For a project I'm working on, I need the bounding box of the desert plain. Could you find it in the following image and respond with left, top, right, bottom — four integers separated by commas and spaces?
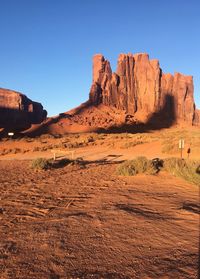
0, 127, 199, 279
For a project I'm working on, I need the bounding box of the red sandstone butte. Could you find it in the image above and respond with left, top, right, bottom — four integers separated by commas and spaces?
0, 88, 47, 131
24, 52, 200, 136
89, 53, 199, 126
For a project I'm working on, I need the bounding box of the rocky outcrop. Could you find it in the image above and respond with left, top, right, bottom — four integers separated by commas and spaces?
0, 88, 47, 131
193, 109, 200, 125
22, 52, 199, 136
89, 53, 199, 125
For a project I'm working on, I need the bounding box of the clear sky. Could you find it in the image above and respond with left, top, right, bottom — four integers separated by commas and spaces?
0, 0, 199, 116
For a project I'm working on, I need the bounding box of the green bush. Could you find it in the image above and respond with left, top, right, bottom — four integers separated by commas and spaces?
163, 157, 200, 185
31, 158, 50, 170
117, 156, 157, 176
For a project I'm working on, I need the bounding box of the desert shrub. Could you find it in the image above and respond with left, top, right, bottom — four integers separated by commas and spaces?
121, 140, 145, 149
31, 158, 50, 170
39, 146, 48, 151
12, 148, 22, 154
22, 149, 29, 153
87, 136, 95, 143
0, 149, 5, 155
1, 148, 22, 154
70, 142, 82, 148
116, 160, 137, 176
31, 157, 85, 170
117, 156, 157, 176
33, 146, 40, 152
0, 148, 14, 155
163, 157, 200, 185
163, 157, 185, 173
33, 145, 53, 152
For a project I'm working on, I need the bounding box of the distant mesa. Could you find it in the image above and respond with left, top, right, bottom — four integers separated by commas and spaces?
0, 88, 47, 133
1, 52, 200, 136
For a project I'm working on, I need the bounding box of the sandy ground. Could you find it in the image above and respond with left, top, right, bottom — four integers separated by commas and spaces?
1, 127, 200, 162
0, 141, 197, 162
0, 159, 199, 279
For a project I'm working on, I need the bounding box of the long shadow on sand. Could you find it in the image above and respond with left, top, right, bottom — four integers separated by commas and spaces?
52, 157, 124, 169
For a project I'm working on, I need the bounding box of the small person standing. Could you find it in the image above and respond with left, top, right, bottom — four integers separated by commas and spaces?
187, 147, 191, 159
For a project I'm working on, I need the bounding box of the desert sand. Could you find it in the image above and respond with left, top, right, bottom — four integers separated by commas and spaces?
0, 128, 199, 279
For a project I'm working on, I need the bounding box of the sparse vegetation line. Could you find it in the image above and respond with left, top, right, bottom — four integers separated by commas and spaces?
117, 156, 200, 186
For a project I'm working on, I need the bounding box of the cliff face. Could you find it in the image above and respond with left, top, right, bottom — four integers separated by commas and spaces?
21, 52, 199, 136
0, 88, 47, 131
89, 53, 198, 125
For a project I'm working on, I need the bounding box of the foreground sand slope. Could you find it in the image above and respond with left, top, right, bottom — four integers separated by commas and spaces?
0, 161, 199, 278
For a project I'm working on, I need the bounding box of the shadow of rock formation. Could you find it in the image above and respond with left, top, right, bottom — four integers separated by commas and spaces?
101, 94, 176, 133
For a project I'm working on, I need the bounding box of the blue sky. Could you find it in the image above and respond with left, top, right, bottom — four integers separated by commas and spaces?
0, 0, 199, 116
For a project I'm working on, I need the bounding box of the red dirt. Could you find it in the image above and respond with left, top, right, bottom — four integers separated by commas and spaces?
0, 160, 199, 278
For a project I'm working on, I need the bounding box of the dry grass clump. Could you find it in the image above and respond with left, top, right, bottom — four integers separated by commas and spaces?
32, 145, 53, 152
160, 128, 200, 156
0, 148, 26, 155
31, 157, 85, 171
117, 156, 158, 176
31, 158, 51, 170
121, 140, 145, 149
163, 157, 200, 185
117, 156, 200, 185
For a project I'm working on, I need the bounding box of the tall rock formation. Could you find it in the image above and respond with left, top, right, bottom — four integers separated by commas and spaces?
89, 53, 199, 125
0, 88, 47, 131
22, 52, 199, 136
